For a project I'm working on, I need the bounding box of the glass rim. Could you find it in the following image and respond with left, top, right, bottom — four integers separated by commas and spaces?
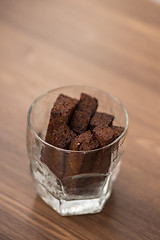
27, 85, 129, 153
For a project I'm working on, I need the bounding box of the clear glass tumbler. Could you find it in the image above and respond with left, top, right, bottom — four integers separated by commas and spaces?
26, 86, 128, 216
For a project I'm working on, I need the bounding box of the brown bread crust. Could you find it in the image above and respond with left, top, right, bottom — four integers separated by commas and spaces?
45, 94, 78, 138
70, 93, 98, 134
41, 94, 78, 178
65, 131, 99, 177
89, 112, 114, 130
46, 123, 76, 149
63, 131, 99, 195
112, 126, 125, 140
70, 130, 99, 151
92, 125, 114, 147
69, 110, 90, 135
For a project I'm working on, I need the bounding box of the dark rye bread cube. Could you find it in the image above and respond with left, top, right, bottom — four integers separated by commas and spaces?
45, 94, 78, 136
63, 131, 99, 195
70, 130, 99, 151
92, 125, 115, 174
41, 145, 66, 179
92, 125, 114, 147
46, 123, 76, 149
76, 93, 98, 115
112, 126, 125, 140
41, 124, 76, 179
70, 93, 98, 134
69, 110, 90, 136
69, 125, 116, 195
89, 112, 114, 130
92, 126, 125, 174
65, 130, 99, 176
41, 94, 78, 178
51, 94, 78, 123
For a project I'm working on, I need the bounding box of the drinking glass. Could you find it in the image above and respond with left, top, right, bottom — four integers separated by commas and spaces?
26, 86, 128, 216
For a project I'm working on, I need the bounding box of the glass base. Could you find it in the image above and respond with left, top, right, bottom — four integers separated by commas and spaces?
31, 161, 121, 216
35, 181, 112, 216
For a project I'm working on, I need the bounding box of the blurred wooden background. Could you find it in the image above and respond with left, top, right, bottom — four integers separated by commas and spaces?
0, 0, 160, 239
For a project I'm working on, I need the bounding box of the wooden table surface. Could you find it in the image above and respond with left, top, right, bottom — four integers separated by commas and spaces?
0, 0, 160, 239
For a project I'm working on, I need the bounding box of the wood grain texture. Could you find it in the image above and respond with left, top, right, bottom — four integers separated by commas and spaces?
0, 0, 160, 239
